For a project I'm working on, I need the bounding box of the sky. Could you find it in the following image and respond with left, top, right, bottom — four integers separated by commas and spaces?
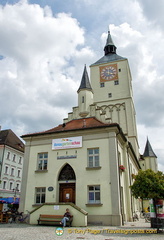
0, 0, 164, 172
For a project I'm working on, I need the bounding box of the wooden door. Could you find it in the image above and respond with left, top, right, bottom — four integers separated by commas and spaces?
59, 183, 75, 203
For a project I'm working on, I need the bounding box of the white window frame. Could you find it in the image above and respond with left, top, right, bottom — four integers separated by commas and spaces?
4, 166, 9, 174
9, 182, 13, 190
12, 154, 16, 162
3, 181, 7, 189
35, 187, 46, 204
88, 148, 99, 167
16, 184, 20, 191
37, 153, 48, 170
7, 152, 10, 160
114, 80, 119, 85
11, 167, 15, 176
88, 185, 101, 204
17, 169, 21, 178
19, 157, 22, 164
100, 82, 105, 88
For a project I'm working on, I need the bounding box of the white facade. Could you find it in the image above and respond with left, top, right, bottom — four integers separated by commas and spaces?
0, 130, 24, 199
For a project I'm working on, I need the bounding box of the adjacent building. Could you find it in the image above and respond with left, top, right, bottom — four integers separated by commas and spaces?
0, 129, 24, 200
19, 31, 157, 226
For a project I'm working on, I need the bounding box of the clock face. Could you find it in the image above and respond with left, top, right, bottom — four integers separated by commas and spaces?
100, 64, 118, 81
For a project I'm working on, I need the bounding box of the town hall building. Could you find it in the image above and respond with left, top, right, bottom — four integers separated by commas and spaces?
19, 31, 157, 226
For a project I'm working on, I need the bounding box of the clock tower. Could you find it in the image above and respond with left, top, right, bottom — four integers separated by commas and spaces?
90, 31, 139, 158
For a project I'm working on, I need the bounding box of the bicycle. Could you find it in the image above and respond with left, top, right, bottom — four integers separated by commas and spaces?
144, 212, 150, 222
15, 210, 30, 223
133, 212, 139, 221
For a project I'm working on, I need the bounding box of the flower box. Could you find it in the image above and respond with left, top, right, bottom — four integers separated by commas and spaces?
119, 165, 125, 171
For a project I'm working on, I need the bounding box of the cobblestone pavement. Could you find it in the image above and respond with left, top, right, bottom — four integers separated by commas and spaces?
0, 219, 163, 240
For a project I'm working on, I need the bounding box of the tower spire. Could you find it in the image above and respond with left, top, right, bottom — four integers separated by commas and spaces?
143, 138, 157, 158
77, 65, 92, 92
104, 30, 117, 55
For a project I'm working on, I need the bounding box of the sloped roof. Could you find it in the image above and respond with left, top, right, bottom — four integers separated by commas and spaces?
91, 53, 126, 66
90, 30, 126, 66
0, 129, 24, 152
143, 138, 157, 158
21, 117, 121, 138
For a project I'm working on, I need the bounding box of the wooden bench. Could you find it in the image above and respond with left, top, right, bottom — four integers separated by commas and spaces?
37, 214, 73, 226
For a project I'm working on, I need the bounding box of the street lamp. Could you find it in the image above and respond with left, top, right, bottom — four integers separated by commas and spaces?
13, 187, 19, 197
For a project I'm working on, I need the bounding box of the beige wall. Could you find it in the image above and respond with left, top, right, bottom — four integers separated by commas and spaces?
30, 204, 88, 227
140, 157, 158, 172
20, 126, 140, 226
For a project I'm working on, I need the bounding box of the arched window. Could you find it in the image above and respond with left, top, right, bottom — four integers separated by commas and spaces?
58, 164, 76, 181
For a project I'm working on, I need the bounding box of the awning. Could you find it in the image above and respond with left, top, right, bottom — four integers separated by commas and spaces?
0, 197, 20, 204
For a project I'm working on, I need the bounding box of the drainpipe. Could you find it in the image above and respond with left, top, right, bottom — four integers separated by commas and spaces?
127, 145, 134, 221
116, 131, 124, 226
0, 145, 5, 179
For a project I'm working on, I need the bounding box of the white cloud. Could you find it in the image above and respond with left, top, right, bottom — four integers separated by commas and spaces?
0, 0, 91, 134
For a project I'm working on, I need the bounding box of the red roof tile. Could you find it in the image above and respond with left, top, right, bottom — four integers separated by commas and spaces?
22, 117, 119, 138
0, 129, 24, 152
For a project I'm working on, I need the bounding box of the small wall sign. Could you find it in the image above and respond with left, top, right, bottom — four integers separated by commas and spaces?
48, 186, 54, 191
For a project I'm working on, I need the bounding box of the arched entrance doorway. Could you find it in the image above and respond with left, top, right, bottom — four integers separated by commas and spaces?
58, 164, 76, 204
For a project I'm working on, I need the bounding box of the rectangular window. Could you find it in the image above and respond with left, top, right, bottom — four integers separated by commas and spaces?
88, 148, 99, 167
37, 153, 48, 170
82, 96, 84, 103
16, 184, 19, 191
35, 187, 46, 204
13, 154, 16, 162
11, 167, 15, 176
108, 93, 112, 98
9, 182, 13, 190
100, 82, 105, 87
5, 166, 8, 174
17, 169, 21, 178
7, 152, 10, 160
88, 185, 100, 203
3, 181, 7, 189
19, 157, 22, 164
114, 80, 119, 85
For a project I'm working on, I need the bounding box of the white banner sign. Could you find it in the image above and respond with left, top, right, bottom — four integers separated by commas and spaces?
52, 136, 82, 150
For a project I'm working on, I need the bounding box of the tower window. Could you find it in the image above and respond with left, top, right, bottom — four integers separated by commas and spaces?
114, 80, 119, 85
82, 96, 84, 103
108, 93, 112, 98
100, 82, 105, 88
119, 69, 121, 72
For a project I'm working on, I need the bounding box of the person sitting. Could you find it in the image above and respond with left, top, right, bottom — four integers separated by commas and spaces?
60, 208, 72, 227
